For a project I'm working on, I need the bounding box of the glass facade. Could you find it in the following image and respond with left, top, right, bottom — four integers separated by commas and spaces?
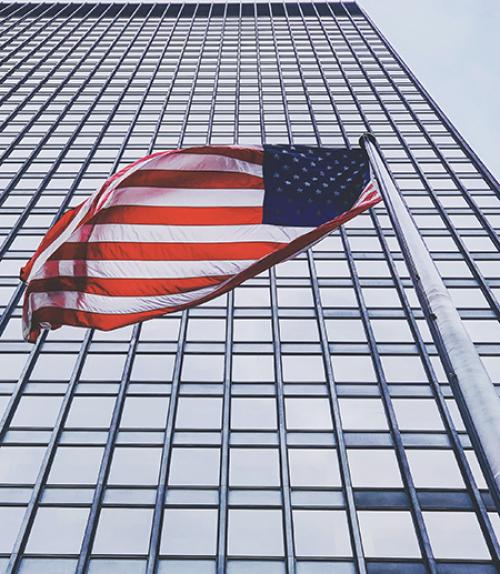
0, 2, 498, 573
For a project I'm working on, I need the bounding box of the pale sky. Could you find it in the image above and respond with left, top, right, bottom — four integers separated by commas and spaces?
359, 0, 500, 181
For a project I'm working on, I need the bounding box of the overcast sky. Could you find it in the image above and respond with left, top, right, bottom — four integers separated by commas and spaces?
359, 0, 500, 181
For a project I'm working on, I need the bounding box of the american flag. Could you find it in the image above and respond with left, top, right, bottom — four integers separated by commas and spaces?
21, 144, 381, 342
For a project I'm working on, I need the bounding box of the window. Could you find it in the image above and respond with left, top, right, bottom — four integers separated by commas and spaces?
285, 399, 333, 431
160, 509, 218, 555
358, 511, 421, 558
108, 448, 162, 486
282, 355, 325, 383
48, 447, 103, 485
423, 512, 490, 559
0, 446, 45, 484
232, 355, 275, 382
293, 510, 351, 557
228, 510, 284, 556
65, 397, 115, 428
392, 399, 444, 431
0, 507, 25, 553
120, 396, 169, 428
182, 355, 224, 382
168, 448, 220, 486
176, 397, 222, 429
230, 448, 280, 487
331, 356, 376, 383
406, 450, 464, 489
131, 354, 175, 381
26, 508, 90, 554
348, 450, 403, 488
288, 449, 341, 487
234, 319, 272, 342
11, 396, 63, 427
339, 399, 388, 430
231, 398, 277, 430
93, 508, 153, 555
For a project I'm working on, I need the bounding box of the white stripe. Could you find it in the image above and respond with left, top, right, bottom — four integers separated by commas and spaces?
36, 259, 256, 280
142, 152, 263, 178
28, 283, 223, 316
68, 223, 313, 245
105, 187, 265, 208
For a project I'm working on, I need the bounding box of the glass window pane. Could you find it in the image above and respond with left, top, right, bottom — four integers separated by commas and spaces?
339, 399, 388, 430
231, 398, 277, 430
285, 398, 333, 430
168, 448, 220, 487
120, 396, 169, 429
176, 397, 222, 430
0, 507, 25, 553
230, 448, 280, 487
66, 397, 115, 428
160, 509, 218, 556
358, 511, 421, 558
0, 446, 45, 484
293, 510, 352, 557
288, 449, 341, 487
48, 447, 103, 485
108, 448, 161, 486
93, 509, 153, 555
26, 508, 90, 554
424, 511, 490, 559
348, 450, 402, 488
406, 450, 464, 489
228, 510, 284, 557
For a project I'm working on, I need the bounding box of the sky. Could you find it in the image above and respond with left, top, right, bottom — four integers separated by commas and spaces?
358, 0, 500, 181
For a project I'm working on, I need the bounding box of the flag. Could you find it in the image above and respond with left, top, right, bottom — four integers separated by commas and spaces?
21, 144, 381, 341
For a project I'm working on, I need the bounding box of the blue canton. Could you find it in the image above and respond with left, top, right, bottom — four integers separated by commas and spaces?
262, 145, 370, 227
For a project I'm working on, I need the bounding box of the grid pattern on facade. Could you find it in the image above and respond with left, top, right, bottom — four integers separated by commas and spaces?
0, 3, 498, 574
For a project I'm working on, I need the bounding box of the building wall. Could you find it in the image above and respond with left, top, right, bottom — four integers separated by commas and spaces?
0, 3, 498, 573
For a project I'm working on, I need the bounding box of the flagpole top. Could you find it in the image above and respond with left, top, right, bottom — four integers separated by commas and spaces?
359, 132, 377, 149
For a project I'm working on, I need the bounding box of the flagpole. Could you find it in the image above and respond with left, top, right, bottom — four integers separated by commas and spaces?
360, 132, 500, 505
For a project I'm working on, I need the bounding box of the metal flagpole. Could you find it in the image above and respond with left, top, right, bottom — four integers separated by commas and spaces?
360, 132, 500, 506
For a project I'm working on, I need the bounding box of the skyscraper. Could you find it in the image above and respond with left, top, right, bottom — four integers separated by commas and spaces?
0, 2, 498, 573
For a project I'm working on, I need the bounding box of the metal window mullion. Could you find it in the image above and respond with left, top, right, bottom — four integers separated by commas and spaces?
206, 4, 229, 143
290, 5, 436, 572
0, 3, 56, 56
305, 9, 499, 556
253, 4, 266, 141
266, 8, 298, 572
357, 3, 500, 195
146, 6, 216, 572
269, 267, 297, 574
340, 4, 500, 250
216, 290, 233, 574
233, 3, 242, 144
324, 3, 500, 318
5, 329, 94, 573
75, 323, 143, 573
0, 2, 106, 111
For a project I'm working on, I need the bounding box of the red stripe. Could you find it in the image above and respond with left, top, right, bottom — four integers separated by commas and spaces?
89, 205, 263, 226
50, 241, 282, 261
25, 193, 382, 342
175, 146, 264, 165
118, 170, 264, 190
27, 274, 230, 298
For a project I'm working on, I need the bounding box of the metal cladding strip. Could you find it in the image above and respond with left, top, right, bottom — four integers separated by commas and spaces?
216, 289, 234, 574
76, 323, 143, 574
145, 5, 222, 573
290, 4, 366, 572
270, 267, 297, 574
357, 2, 500, 198
364, 135, 500, 520
0, 3, 81, 78
340, 3, 500, 252
298, 3, 499, 559
286, 4, 437, 572
0, 2, 106, 110
253, 3, 266, 142
4, 330, 94, 573
0, 3, 56, 56
323, 2, 500, 318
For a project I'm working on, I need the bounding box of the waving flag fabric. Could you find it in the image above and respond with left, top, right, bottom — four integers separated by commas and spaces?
21, 145, 381, 342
